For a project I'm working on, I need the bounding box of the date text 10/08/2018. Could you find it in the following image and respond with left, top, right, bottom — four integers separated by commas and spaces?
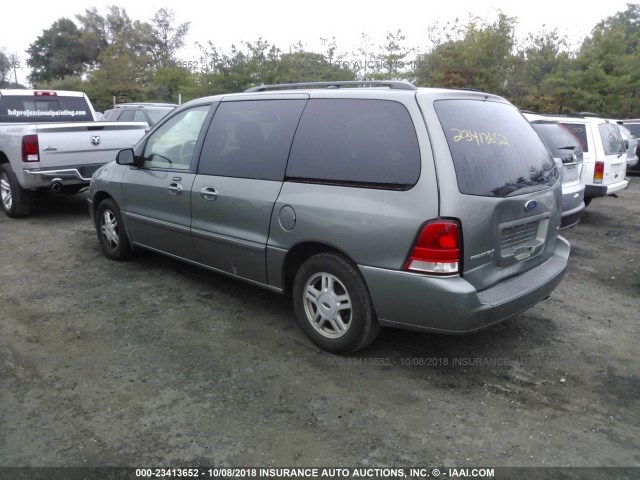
135, 467, 496, 478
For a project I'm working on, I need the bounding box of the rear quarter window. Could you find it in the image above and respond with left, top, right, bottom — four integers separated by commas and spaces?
0, 95, 93, 122
599, 123, 625, 155
435, 100, 558, 197
286, 99, 421, 189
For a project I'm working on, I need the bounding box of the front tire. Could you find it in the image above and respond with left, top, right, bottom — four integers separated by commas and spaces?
0, 164, 32, 218
292, 253, 380, 354
96, 198, 135, 260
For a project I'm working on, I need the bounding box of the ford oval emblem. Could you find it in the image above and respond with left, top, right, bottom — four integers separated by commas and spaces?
524, 200, 538, 212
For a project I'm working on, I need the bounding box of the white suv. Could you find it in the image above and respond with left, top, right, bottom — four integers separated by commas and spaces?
541, 115, 629, 205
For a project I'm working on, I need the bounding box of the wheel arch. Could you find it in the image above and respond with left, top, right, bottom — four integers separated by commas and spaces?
92, 191, 115, 219
281, 242, 359, 295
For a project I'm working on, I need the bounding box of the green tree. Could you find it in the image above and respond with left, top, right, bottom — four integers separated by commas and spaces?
148, 8, 191, 69
86, 44, 152, 110
0, 50, 11, 87
569, 4, 640, 116
415, 13, 517, 95
26, 18, 91, 83
371, 30, 413, 80
508, 29, 574, 112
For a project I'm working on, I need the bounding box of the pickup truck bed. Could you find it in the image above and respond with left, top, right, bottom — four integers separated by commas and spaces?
0, 89, 148, 217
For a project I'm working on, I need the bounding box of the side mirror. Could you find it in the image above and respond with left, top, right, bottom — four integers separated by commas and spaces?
116, 148, 137, 166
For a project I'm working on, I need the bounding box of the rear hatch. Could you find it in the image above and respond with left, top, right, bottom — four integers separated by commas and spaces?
425, 96, 563, 292
596, 122, 627, 185
529, 120, 583, 187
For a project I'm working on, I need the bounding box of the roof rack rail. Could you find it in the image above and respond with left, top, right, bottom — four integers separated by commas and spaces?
245, 80, 417, 93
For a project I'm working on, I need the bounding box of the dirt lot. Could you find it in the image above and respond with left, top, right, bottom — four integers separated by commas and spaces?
1, 180, 639, 472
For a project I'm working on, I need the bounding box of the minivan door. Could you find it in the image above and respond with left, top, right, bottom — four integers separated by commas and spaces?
190, 97, 307, 284
120, 105, 211, 259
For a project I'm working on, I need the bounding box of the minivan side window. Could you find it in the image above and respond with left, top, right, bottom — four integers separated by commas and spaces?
198, 100, 306, 181
286, 99, 421, 189
141, 105, 210, 170
435, 100, 558, 197
560, 123, 589, 152
598, 123, 625, 155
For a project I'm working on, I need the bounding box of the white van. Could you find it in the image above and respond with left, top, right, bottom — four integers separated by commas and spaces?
542, 115, 629, 205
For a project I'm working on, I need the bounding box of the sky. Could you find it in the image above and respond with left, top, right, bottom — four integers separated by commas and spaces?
1, 0, 636, 85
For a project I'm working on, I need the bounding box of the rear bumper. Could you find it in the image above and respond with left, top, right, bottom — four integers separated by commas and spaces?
359, 236, 570, 334
560, 202, 585, 230
21, 164, 105, 189
560, 182, 585, 229
585, 178, 629, 198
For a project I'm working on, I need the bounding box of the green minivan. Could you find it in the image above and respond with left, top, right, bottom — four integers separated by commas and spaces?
89, 81, 570, 353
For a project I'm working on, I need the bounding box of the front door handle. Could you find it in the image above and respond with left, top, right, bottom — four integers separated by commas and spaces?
168, 182, 183, 195
200, 186, 218, 201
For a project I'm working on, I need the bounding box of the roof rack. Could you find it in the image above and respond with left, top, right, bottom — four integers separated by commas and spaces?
245, 80, 417, 93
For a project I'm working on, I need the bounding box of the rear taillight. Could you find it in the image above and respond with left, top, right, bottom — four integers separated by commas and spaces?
22, 135, 39, 162
405, 220, 461, 274
34, 90, 57, 96
594, 161, 604, 183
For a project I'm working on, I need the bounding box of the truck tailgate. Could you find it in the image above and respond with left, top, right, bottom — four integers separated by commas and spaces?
36, 122, 147, 168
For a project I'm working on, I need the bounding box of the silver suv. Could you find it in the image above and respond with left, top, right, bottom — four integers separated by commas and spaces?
523, 113, 586, 229
89, 81, 570, 353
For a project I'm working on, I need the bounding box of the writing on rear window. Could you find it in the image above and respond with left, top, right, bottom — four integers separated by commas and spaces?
451, 129, 510, 146
6, 109, 88, 118
0, 95, 94, 123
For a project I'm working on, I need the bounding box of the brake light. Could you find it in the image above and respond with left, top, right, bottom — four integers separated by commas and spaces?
22, 135, 39, 162
405, 220, 461, 274
34, 91, 57, 96
594, 161, 604, 183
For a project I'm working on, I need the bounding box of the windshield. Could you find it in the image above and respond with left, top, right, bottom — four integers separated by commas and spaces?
0, 95, 93, 123
435, 100, 559, 197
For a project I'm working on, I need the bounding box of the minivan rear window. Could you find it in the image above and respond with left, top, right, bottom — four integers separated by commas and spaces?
530, 121, 583, 164
435, 100, 558, 197
559, 123, 589, 152
0, 95, 93, 123
286, 99, 420, 189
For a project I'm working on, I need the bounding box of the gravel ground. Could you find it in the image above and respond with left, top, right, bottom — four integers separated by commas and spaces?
0, 180, 639, 472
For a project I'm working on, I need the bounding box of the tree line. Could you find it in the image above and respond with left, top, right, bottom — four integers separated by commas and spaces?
1, 3, 639, 117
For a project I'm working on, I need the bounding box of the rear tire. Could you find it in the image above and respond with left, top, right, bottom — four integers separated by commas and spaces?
292, 253, 380, 354
96, 198, 135, 260
0, 164, 32, 218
